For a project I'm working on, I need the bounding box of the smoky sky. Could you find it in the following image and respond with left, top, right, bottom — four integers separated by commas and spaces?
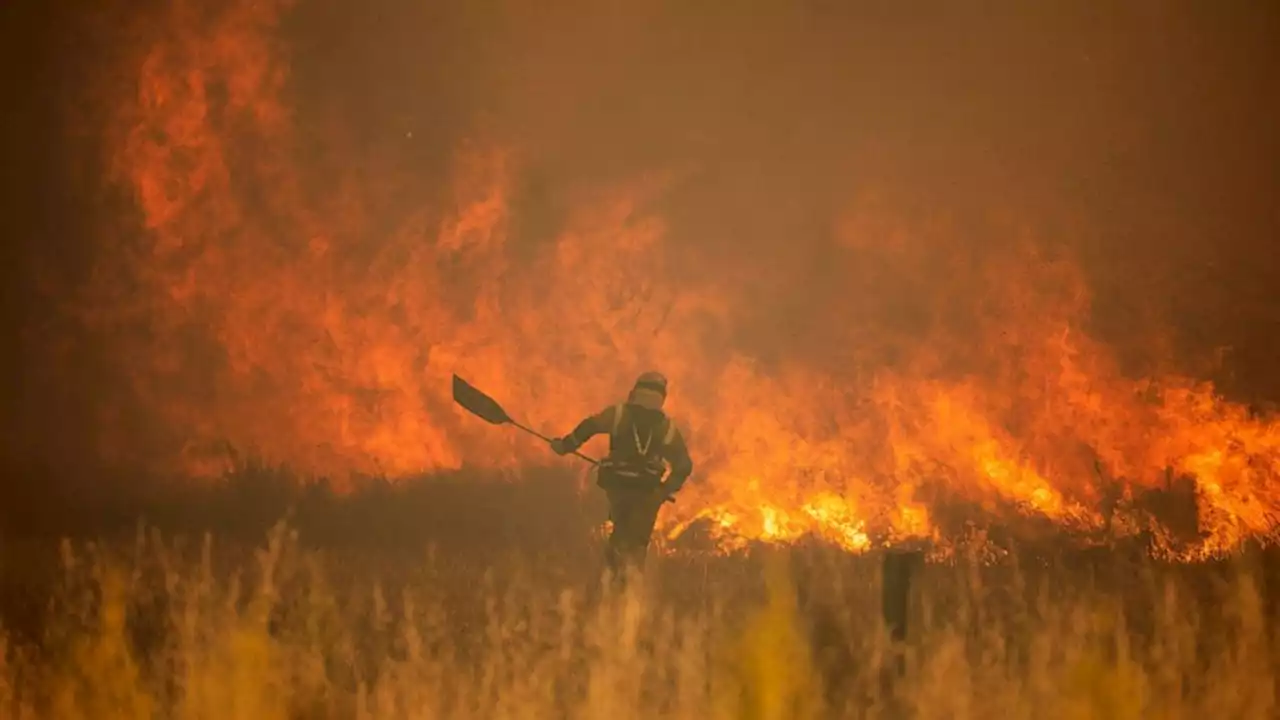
2, 0, 1279, 476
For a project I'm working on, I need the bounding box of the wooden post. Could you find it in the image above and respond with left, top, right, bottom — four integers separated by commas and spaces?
881, 546, 924, 693
882, 549, 919, 643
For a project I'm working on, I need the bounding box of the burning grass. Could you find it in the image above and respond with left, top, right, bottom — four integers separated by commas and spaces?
0, 507, 1277, 718
52, 0, 1279, 563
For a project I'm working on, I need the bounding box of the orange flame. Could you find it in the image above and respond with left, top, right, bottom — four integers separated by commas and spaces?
79, 0, 1280, 559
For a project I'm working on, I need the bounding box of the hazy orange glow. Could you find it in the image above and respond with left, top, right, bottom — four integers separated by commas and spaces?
85, 0, 1280, 559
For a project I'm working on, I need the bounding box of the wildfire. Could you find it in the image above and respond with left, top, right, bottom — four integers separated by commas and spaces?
77, 0, 1280, 560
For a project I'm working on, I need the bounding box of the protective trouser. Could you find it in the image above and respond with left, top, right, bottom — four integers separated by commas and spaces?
599, 468, 666, 574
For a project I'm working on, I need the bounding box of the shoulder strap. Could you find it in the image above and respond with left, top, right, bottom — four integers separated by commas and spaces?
662, 417, 677, 446
609, 403, 626, 440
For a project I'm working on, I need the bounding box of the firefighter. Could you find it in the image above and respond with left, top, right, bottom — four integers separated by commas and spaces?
549, 372, 693, 574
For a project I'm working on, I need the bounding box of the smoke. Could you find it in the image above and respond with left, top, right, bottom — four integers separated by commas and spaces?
3, 0, 1278, 554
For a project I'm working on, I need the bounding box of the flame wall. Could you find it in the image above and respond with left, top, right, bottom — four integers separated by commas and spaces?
42, 0, 1280, 557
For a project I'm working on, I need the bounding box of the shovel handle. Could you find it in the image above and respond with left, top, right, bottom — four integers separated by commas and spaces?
510, 421, 601, 464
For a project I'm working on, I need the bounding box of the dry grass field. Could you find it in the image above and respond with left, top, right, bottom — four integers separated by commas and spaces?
0, 469, 1276, 719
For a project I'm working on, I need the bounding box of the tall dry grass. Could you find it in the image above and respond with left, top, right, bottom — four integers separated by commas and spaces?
0, 522, 1276, 719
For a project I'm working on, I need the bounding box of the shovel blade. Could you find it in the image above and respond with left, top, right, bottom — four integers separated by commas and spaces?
452, 375, 512, 426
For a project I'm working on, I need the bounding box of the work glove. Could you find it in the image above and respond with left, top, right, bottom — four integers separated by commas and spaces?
549, 437, 573, 456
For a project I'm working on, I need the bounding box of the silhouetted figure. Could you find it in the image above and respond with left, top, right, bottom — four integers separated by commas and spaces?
550, 372, 694, 576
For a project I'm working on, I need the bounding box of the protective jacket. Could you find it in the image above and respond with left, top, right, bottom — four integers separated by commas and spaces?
557, 402, 693, 493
